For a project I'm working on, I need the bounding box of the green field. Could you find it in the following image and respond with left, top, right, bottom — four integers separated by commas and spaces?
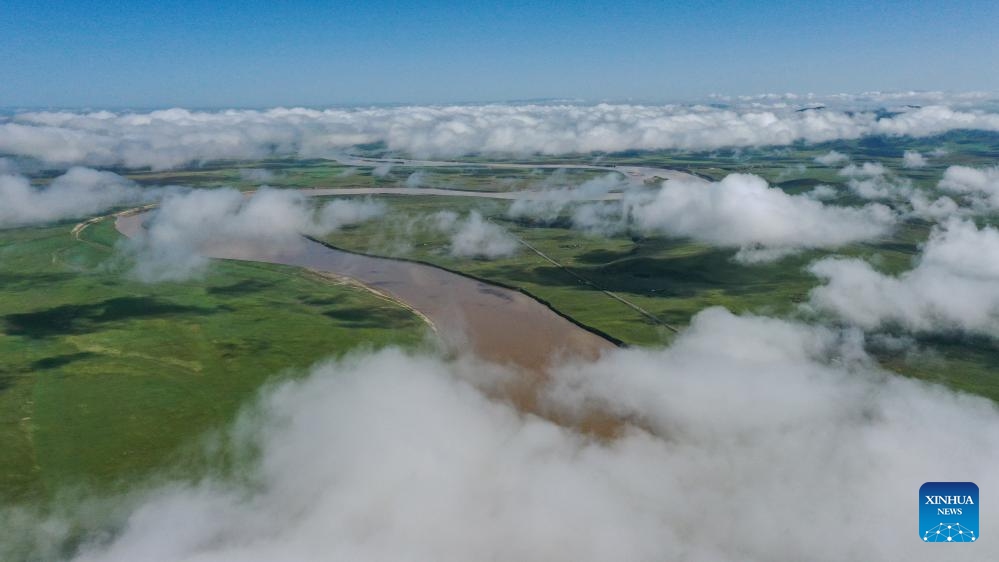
320, 194, 910, 342
110, 131, 999, 403
122, 159, 608, 192
5, 129, 999, 505
114, 129, 999, 198
319, 193, 999, 402
0, 218, 429, 503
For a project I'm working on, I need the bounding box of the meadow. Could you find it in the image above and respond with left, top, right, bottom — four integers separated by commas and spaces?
0, 218, 428, 503
321, 191, 999, 402
309, 131, 999, 402
5, 129, 999, 503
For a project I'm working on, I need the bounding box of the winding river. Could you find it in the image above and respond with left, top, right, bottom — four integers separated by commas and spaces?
116, 211, 614, 372
116, 161, 700, 371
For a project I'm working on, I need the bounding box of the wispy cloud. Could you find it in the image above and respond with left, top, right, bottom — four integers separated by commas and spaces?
0, 167, 154, 228
126, 189, 385, 282
902, 150, 927, 168
430, 210, 519, 259
813, 150, 850, 166
625, 174, 897, 262
507, 172, 623, 223
938, 164, 999, 211
809, 219, 999, 336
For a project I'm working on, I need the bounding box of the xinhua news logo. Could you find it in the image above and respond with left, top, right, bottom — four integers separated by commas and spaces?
920, 482, 979, 543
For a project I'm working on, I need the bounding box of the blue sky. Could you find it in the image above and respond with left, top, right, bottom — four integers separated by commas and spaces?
1, 0, 997, 107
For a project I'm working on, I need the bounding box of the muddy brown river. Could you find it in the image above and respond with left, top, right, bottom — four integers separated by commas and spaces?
116, 212, 614, 372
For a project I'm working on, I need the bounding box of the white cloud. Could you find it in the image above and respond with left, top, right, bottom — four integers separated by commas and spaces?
4, 102, 999, 169
127, 189, 384, 282
434, 210, 519, 259
709, 90, 996, 110
571, 200, 629, 236
507, 173, 622, 223
838, 162, 914, 201
404, 171, 425, 188
804, 184, 839, 200
937, 164, 999, 211
775, 163, 806, 181
902, 150, 927, 168
626, 174, 897, 262
871, 104, 999, 137
830, 162, 994, 222
808, 219, 999, 336
237, 168, 277, 183
838, 162, 887, 177
907, 192, 961, 221
10, 307, 995, 561
814, 150, 849, 166
0, 167, 152, 228
318, 197, 385, 229
0, 157, 18, 175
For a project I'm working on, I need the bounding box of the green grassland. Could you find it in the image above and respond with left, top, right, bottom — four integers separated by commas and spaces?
116, 129, 999, 196
5, 130, 998, 502
317, 154, 999, 404
119, 130, 999, 405
0, 219, 428, 503
320, 194, 912, 342
123, 160, 608, 192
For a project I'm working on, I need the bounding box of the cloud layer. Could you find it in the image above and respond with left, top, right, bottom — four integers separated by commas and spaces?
0, 167, 152, 228
127, 189, 384, 281
626, 174, 897, 262
10, 307, 993, 561
809, 219, 999, 336
431, 210, 520, 259
507, 172, 623, 223
4, 101, 999, 169
938, 164, 999, 212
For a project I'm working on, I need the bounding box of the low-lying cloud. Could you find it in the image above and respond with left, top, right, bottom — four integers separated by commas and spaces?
808, 219, 999, 336
404, 171, 426, 188
838, 162, 915, 201
626, 174, 897, 262
4, 99, 999, 169
507, 172, 623, 223
431, 210, 520, 259
902, 150, 927, 168
127, 189, 385, 281
814, 150, 849, 166
0, 167, 153, 228
237, 168, 278, 183
937, 164, 999, 211
9, 307, 996, 561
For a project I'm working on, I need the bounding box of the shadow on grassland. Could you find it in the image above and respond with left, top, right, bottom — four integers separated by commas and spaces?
322, 306, 419, 329
29, 352, 99, 371
494, 244, 815, 300
0, 272, 77, 291
205, 279, 281, 296
4, 297, 215, 339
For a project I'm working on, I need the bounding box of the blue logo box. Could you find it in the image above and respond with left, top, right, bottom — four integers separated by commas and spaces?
920, 482, 979, 543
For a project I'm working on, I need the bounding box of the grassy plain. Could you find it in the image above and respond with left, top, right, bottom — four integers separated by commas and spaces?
0, 219, 428, 503
6, 130, 999, 504
321, 193, 999, 402
123, 160, 607, 192
306, 131, 999, 401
